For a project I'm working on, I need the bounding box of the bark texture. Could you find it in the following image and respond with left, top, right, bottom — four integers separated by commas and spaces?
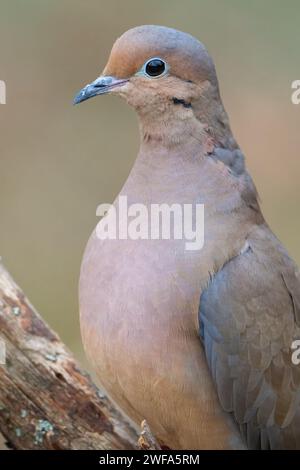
0, 263, 137, 450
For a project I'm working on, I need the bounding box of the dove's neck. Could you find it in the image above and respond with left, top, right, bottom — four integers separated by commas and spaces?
122, 90, 260, 219
136, 81, 237, 150
122, 79, 261, 213
122, 130, 236, 210
138, 110, 212, 151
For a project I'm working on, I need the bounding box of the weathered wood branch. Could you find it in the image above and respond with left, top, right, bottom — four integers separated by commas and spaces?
0, 262, 138, 449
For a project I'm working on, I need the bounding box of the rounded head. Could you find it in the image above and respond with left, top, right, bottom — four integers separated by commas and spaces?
74, 25, 221, 131
103, 25, 217, 85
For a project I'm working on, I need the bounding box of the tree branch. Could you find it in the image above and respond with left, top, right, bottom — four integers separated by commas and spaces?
0, 262, 138, 449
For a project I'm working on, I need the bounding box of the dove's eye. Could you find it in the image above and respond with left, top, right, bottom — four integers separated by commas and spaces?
143, 58, 168, 78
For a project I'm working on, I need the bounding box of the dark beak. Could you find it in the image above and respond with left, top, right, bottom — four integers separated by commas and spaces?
74, 76, 128, 105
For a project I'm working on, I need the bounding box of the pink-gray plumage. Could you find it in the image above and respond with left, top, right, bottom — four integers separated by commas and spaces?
75, 25, 300, 449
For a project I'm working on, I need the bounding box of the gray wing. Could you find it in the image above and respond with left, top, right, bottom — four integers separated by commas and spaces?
199, 223, 300, 449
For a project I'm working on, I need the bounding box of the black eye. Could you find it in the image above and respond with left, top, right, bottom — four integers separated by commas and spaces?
145, 58, 166, 77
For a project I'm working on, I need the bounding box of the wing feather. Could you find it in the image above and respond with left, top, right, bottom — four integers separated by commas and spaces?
199, 224, 300, 449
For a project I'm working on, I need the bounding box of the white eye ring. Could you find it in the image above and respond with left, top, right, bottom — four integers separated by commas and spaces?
139, 57, 169, 78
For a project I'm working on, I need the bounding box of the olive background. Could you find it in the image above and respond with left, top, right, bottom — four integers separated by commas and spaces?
0, 0, 299, 385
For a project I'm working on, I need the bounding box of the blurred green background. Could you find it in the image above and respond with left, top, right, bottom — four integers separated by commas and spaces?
0, 0, 299, 367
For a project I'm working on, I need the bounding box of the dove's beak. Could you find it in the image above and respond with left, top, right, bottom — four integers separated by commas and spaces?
74, 76, 128, 105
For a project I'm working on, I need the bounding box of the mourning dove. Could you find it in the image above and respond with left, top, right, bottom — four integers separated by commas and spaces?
75, 25, 300, 449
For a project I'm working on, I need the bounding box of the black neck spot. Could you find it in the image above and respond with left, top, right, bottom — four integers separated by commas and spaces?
172, 97, 192, 109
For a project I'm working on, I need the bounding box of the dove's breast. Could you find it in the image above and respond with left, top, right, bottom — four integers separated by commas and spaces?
79, 145, 253, 449
79, 228, 245, 449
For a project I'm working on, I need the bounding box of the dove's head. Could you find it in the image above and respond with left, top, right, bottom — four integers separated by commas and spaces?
75, 26, 219, 108
74, 25, 227, 144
